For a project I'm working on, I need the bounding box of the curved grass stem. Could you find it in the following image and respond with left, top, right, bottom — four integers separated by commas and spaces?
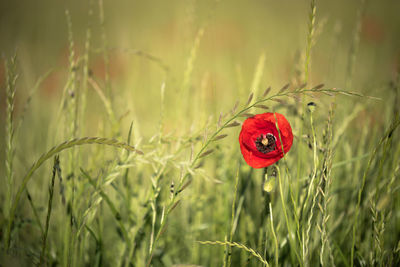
146, 86, 371, 265
5, 137, 139, 250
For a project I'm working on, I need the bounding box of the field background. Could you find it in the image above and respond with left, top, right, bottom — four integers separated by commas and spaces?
1, 0, 400, 266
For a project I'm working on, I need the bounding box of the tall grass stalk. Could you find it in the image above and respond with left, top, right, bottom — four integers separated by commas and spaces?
2, 2, 398, 265
269, 202, 279, 267
39, 156, 59, 265
5, 137, 140, 250
80, 3, 93, 137
318, 105, 335, 266
182, 27, 205, 126
98, 0, 112, 99
350, 116, 400, 267
304, 104, 319, 265
145, 84, 368, 265
251, 52, 266, 99
223, 165, 240, 267
346, 0, 366, 89
5, 55, 17, 224
276, 165, 302, 265
304, 0, 317, 84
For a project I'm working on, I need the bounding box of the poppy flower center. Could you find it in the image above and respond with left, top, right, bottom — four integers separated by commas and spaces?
255, 133, 276, 154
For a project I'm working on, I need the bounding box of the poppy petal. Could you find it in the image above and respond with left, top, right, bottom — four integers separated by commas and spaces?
239, 112, 293, 168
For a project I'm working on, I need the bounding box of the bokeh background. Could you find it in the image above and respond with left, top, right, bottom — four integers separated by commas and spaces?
1, 0, 400, 266
1, 0, 399, 135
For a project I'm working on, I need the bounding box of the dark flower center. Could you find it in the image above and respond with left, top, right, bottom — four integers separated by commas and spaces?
255, 133, 276, 154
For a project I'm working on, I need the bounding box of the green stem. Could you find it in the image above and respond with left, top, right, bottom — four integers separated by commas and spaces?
146, 86, 368, 265
350, 116, 400, 267
5, 137, 138, 250
39, 156, 59, 265
269, 202, 279, 267
277, 166, 302, 265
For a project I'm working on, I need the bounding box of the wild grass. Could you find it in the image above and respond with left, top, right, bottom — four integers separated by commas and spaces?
1, 0, 400, 266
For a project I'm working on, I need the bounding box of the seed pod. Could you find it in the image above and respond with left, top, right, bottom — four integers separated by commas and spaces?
307, 102, 316, 113
263, 176, 275, 192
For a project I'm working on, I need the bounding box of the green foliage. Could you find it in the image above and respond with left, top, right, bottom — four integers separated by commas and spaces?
1, 0, 400, 266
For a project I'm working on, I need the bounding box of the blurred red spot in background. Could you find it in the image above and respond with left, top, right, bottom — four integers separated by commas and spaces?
90, 52, 127, 82
361, 15, 385, 43
41, 71, 62, 98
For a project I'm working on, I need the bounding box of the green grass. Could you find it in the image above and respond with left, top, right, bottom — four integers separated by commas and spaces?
1, 0, 400, 266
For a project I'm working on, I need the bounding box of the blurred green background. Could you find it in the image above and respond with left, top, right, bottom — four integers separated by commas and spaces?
1, 0, 399, 135
1, 0, 400, 266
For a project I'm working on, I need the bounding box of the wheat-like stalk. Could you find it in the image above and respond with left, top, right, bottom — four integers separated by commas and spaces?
304, 0, 317, 83
350, 116, 400, 267
182, 27, 205, 93
80, 4, 93, 138
182, 26, 205, 126
318, 105, 335, 267
5, 56, 18, 218
98, 0, 112, 98
304, 104, 320, 266
146, 85, 376, 266
269, 202, 279, 267
39, 156, 59, 265
345, 0, 366, 88
5, 137, 141, 250
224, 165, 240, 267
250, 52, 266, 100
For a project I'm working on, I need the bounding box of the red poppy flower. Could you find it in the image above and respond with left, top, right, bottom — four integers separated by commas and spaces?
239, 112, 293, 168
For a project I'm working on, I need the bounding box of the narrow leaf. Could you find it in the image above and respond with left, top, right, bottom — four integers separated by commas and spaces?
178, 179, 192, 193
199, 149, 214, 158
313, 83, 325, 90
217, 112, 223, 128
271, 98, 285, 104
323, 91, 334, 96
239, 113, 254, 118
203, 129, 208, 143
127, 122, 133, 144
279, 83, 290, 93
159, 223, 168, 237
262, 87, 271, 97
213, 134, 228, 141
288, 94, 301, 100
245, 92, 254, 106
225, 121, 241, 128
169, 200, 181, 213
299, 83, 307, 89
190, 144, 194, 162
254, 104, 269, 110
231, 101, 239, 114
194, 161, 204, 169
